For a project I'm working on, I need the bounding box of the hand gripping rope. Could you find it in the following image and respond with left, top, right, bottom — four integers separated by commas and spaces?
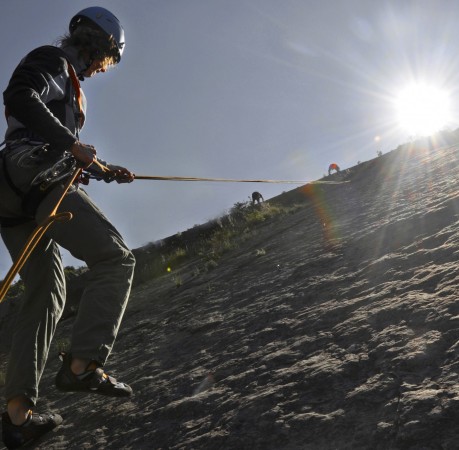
0, 157, 349, 303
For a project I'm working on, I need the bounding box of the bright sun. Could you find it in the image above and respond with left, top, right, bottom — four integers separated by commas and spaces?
394, 82, 451, 136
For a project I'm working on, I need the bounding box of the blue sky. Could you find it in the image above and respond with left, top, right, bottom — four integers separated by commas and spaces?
2, 0, 459, 275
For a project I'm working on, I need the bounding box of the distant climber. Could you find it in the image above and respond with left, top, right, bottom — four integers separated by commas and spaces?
328, 163, 340, 176
252, 191, 264, 205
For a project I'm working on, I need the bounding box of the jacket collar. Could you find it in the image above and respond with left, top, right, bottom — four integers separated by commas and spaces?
61, 46, 89, 80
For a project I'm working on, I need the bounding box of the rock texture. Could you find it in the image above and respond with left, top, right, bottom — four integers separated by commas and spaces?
3, 139, 459, 449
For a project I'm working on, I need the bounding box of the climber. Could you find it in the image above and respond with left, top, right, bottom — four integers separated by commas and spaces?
252, 191, 264, 205
0, 7, 136, 449
328, 163, 341, 176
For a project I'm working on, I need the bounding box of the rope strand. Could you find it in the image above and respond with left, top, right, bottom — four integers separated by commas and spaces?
133, 175, 349, 184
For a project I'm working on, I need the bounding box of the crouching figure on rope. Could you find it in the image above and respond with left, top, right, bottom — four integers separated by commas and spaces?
0, 7, 136, 449
328, 163, 340, 176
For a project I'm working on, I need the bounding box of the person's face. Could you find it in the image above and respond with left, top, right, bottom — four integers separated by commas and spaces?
83, 59, 108, 78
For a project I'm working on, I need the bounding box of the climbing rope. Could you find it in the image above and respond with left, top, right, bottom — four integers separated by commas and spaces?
90, 155, 351, 184
133, 175, 349, 184
0, 156, 350, 303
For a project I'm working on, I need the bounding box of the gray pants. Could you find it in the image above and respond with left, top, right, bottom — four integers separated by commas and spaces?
0, 143, 135, 405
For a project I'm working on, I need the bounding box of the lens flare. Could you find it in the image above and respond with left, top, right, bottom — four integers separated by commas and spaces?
394, 83, 451, 136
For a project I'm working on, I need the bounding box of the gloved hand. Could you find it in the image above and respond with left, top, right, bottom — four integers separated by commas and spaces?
105, 165, 135, 183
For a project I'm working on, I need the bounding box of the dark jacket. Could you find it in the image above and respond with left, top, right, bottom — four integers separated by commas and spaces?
3, 45, 87, 153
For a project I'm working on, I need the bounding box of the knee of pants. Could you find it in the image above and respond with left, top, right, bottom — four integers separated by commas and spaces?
98, 244, 136, 276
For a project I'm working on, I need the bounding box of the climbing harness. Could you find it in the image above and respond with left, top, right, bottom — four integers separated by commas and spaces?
0, 166, 83, 303
29, 152, 77, 190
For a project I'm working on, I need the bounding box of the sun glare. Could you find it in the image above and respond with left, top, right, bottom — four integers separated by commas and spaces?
394, 83, 451, 136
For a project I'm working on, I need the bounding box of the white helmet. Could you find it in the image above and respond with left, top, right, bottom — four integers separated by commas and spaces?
69, 6, 125, 63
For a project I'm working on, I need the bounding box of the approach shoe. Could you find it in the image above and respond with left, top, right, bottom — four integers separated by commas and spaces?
1, 410, 63, 449
55, 352, 132, 397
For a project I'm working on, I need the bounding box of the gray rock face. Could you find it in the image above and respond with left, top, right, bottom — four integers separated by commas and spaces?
2, 140, 459, 449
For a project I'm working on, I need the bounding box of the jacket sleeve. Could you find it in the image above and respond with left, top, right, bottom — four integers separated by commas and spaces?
3, 46, 78, 150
